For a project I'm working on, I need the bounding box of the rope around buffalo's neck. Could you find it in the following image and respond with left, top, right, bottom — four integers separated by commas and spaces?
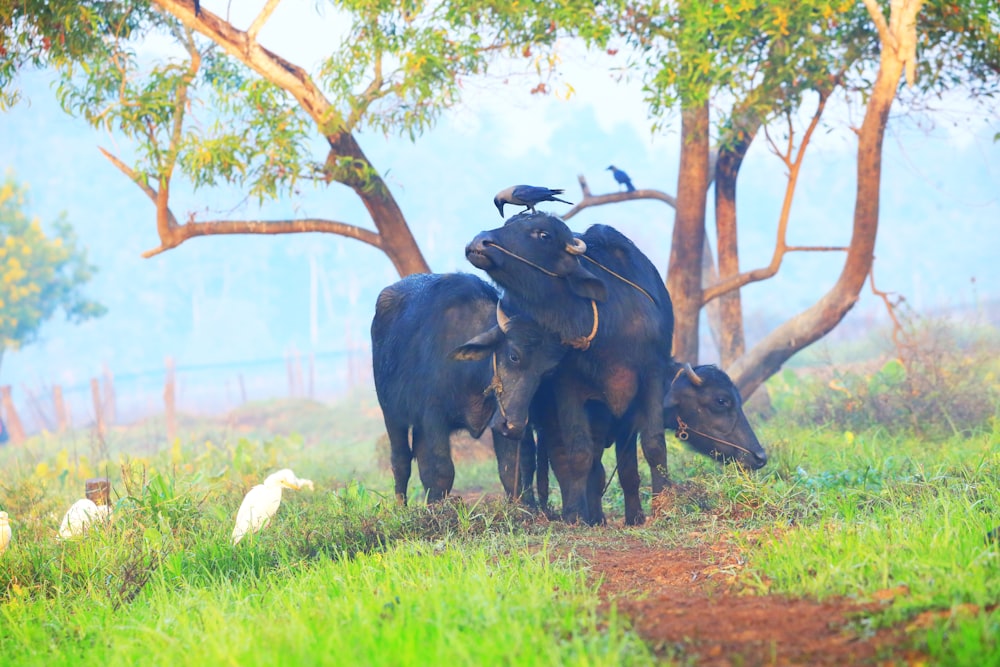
579, 254, 656, 305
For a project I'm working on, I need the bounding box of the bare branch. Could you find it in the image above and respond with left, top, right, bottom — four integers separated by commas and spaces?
346, 50, 385, 133
702, 92, 830, 304
141, 217, 383, 258
563, 175, 677, 220
786, 245, 849, 252
98, 147, 162, 207
164, 26, 202, 183
863, 0, 898, 52
247, 0, 282, 44
152, 0, 345, 133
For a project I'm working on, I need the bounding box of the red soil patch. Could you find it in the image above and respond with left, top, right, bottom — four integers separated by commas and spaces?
579, 536, 918, 666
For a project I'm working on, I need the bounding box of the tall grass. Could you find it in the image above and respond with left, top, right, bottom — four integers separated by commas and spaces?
1, 539, 650, 666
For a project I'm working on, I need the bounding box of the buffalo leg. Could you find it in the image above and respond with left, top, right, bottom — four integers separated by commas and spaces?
413, 424, 455, 503
616, 432, 644, 525
586, 453, 606, 525
551, 384, 596, 524
386, 422, 412, 505
638, 373, 670, 493
518, 430, 538, 508
492, 430, 537, 508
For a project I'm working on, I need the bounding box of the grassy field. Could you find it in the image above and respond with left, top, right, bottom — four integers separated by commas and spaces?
2, 322, 999, 665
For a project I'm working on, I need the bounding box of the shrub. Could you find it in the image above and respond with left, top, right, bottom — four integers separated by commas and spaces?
768, 316, 1000, 437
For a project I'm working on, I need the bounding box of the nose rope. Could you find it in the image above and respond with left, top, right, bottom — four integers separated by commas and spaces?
675, 416, 756, 457
483, 241, 561, 277
482, 242, 599, 350
485, 351, 510, 424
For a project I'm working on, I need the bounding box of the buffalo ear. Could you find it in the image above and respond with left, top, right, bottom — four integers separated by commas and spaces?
450, 326, 503, 361
566, 262, 608, 302
663, 387, 679, 410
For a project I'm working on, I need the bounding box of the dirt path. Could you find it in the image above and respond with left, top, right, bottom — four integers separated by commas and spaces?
578, 536, 916, 666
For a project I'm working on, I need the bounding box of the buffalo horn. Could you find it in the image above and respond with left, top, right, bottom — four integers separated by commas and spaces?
496, 301, 511, 333
565, 238, 587, 255
682, 363, 704, 386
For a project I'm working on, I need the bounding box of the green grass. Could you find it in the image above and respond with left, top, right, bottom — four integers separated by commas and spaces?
3, 350, 1000, 666
1, 538, 650, 666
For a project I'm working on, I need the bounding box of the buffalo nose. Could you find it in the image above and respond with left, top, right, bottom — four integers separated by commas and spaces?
754, 451, 768, 468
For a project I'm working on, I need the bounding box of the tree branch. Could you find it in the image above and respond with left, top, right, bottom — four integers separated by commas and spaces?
153, 0, 344, 133
247, 0, 282, 44
98, 147, 160, 204
345, 49, 384, 133
863, 0, 898, 52
702, 91, 830, 304
140, 218, 384, 258
562, 174, 677, 220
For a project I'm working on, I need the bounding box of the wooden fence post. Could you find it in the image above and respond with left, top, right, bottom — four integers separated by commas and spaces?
53, 385, 69, 433
164, 357, 176, 443
308, 352, 316, 399
85, 477, 111, 506
102, 364, 116, 426
0, 385, 25, 444
90, 378, 105, 439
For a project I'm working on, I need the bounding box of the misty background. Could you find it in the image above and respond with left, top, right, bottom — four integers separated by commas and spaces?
1, 48, 997, 433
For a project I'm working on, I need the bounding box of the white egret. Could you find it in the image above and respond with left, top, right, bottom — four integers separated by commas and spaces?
0, 511, 10, 555
58, 498, 111, 540
231, 468, 312, 545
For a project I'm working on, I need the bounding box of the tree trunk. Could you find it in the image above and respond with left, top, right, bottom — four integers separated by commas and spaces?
728, 9, 913, 397
667, 100, 710, 363
329, 133, 429, 276
713, 125, 755, 367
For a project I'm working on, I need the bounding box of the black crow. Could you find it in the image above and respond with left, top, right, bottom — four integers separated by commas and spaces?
607, 165, 636, 192
494, 185, 572, 218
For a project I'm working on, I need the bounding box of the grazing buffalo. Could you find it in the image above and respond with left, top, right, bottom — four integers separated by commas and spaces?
534, 363, 768, 525
665, 363, 767, 468
467, 216, 673, 524
371, 273, 565, 505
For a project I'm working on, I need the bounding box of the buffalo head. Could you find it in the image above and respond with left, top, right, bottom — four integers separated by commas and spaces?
450, 303, 565, 439
465, 213, 606, 306
664, 364, 767, 470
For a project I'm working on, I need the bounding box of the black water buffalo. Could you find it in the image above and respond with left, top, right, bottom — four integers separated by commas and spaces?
467, 216, 674, 524
371, 273, 565, 505
467, 213, 767, 524
664, 363, 766, 467
534, 362, 768, 524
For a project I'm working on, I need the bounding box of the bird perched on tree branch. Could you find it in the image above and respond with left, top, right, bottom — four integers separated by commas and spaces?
607, 165, 636, 192
494, 185, 572, 217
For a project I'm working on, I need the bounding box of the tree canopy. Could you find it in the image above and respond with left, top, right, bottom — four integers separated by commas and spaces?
0, 175, 105, 365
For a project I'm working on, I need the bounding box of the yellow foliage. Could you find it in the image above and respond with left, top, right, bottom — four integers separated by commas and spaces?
170, 439, 183, 466
33, 461, 51, 480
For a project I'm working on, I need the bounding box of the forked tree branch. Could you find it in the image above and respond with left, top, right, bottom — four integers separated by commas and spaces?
247, 0, 282, 44
98, 147, 382, 257
702, 90, 831, 304
562, 174, 677, 220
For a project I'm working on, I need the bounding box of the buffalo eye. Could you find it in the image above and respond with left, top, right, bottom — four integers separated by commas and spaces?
714, 396, 731, 409
534, 229, 551, 241
508, 350, 521, 364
